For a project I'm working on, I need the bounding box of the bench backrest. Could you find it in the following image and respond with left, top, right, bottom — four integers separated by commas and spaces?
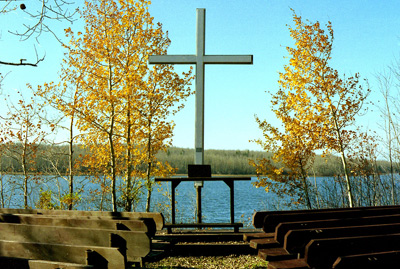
0, 208, 165, 231
275, 213, 400, 244
262, 206, 400, 232
0, 213, 156, 237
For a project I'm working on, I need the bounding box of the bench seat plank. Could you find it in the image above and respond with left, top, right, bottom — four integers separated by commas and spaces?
258, 248, 296, 261
267, 258, 309, 269
249, 237, 279, 249
243, 232, 273, 242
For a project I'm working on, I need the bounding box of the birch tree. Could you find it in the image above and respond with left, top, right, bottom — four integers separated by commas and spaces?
39, 0, 192, 211
261, 11, 370, 208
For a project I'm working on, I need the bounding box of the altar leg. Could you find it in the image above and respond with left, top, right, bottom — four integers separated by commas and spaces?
171, 181, 180, 225
196, 185, 202, 223
223, 180, 235, 224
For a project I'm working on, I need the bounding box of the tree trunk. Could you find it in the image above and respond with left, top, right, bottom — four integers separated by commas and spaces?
330, 106, 354, 207
0, 173, 3, 208
68, 116, 74, 210
145, 124, 152, 212
299, 158, 312, 209
125, 107, 133, 212
22, 129, 29, 209
107, 59, 117, 212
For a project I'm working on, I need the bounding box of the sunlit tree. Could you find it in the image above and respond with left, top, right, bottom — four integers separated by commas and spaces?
253, 11, 370, 208
37, 0, 193, 211
273, 11, 369, 207
1, 92, 46, 208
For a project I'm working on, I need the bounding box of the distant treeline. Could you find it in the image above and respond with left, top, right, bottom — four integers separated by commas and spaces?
156, 147, 271, 175
1, 144, 398, 177
157, 147, 400, 176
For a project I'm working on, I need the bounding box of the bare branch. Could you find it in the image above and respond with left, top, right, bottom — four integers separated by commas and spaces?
0, 0, 76, 67
9, 0, 78, 42
0, 45, 45, 66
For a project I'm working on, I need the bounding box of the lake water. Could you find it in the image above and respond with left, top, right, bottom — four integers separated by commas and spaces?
0, 175, 287, 227
2, 174, 397, 228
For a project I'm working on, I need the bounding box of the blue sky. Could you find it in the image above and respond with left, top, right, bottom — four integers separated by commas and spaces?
1, 0, 399, 151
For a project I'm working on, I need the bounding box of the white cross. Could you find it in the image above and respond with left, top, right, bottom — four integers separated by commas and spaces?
149, 8, 253, 170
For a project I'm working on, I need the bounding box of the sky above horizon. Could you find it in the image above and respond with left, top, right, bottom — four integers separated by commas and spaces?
0, 0, 399, 151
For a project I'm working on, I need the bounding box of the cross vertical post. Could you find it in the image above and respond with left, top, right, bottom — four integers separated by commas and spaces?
195, 8, 206, 168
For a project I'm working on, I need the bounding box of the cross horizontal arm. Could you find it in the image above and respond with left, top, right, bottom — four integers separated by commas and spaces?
203, 55, 253, 64
148, 55, 253, 65
148, 55, 197, 64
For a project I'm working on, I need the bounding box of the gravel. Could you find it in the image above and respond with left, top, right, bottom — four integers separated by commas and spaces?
144, 254, 268, 268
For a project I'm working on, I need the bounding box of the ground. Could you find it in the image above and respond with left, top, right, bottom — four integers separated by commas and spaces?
145, 255, 268, 268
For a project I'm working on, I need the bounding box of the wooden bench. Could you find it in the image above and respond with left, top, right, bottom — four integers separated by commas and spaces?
305, 233, 400, 268
250, 206, 400, 268
0, 222, 150, 263
259, 205, 400, 232
261, 222, 400, 263
274, 213, 400, 244
0, 209, 163, 267
284, 223, 400, 256
249, 209, 400, 253
252, 205, 400, 229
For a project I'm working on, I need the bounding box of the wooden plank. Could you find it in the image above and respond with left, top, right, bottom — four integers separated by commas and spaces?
0, 222, 150, 262
332, 251, 400, 268
252, 205, 400, 228
0, 213, 156, 237
263, 206, 400, 232
285, 223, 400, 256
29, 260, 94, 269
164, 222, 243, 227
0, 240, 125, 268
267, 258, 309, 269
249, 237, 279, 249
155, 176, 251, 182
258, 248, 296, 261
305, 233, 400, 268
0, 208, 165, 231
243, 232, 273, 242
275, 213, 400, 244
164, 222, 243, 233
